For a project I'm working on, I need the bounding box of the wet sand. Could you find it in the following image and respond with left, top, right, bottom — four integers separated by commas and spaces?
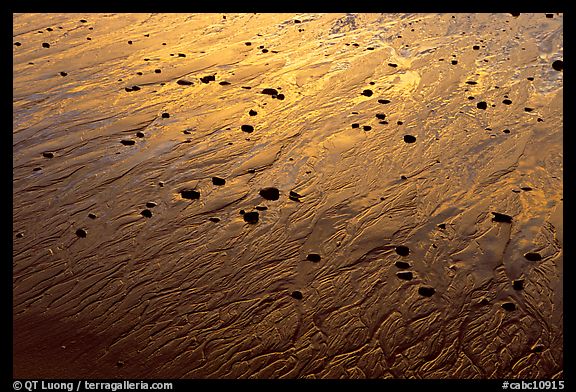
13, 13, 563, 379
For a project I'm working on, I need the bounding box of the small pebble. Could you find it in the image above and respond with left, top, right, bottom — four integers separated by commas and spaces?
141, 209, 152, 218
243, 211, 259, 224
212, 177, 226, 186
395, 245, 410, 256
307, 253, 321, 262
76, 228, 87, 238
524, 252, 542, 262
290, 290, 303, 300
418, 286, 435, 297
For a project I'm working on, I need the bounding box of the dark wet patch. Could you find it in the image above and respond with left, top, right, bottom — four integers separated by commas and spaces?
376, 113, 386, 120
243, 211, 259, 224
418, 286, 435, 297
524, 107, 534, 112
146, 202, 157, 208
212, 177, 226, 186
491, 212, 512, 223
361, 89, 373, 97
524, 252, 542, 262
396, 271, 413, 280
209, 217, 220, 223
180, 189, 200, 200
249, 109, 258, 116
502, 99, 512, 105
351, 123, 360, 129
363, 125, 372, 131
76, 228, 87, 238
88, 213, 97, 219
552, 60, 563, 71
513, 279, 524, 291
262, 88, 279, 95
59, 72, 68, 77
476, 101, 487, 110
395, 245, 410, 256
176, 79, 193, 86
259, 187, 280, 201
290, 290, 303, 300
394, 260, 410, 269
307, 253, 321, 262
388, 63, 398, 68
200, 75, 216, 84
42, 152, 55, 158
120, 140, 135, 146
141, 209, 153, 218
403, 135, 416, 143
378, 99, 391, 104
161, 113, 170, 118
501, 302, 516, 311
241, 124, 254, 133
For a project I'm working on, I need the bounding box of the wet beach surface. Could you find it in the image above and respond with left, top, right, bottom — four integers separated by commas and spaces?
13, 13, 563, 378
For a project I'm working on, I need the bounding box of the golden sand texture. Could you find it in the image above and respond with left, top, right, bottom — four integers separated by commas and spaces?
13, 13, 563, 378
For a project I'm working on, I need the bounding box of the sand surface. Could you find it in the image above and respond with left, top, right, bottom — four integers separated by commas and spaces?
13, 13, 563, 379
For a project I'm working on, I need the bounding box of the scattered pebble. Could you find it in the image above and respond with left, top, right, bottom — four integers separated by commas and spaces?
473, 45, 480, 50
241, 124, 254, 133
200, 75, 216, 84
120, 139, 135, 146
243, 211, 259, 224
351, 123, 360, 129
212, 177, 226, 186
146, 202, 157, 208
42, 42, 50, 48
388, 63, 398, 68
491, 212, 513, 223
255, 206, 267, 211
180, 189, 200, 200
451, 60, 458, 65
42, 152, 54, 158
176, 79, 193, 86
259, 187, 280, 200
376, 113, 386, 120
437, 223, 446, 230
76, 228, 87, 238
209, 217, 220, 223
361, 89, 373, 97
394, 260, 410, 269
262, 88, 279, 95
396, 271, 413, 280
476, 101, 487, 110
502, 99, 512, 105
501, 302, 516, 311
219, 81, 231, 85
378, 99, 391, 104
14, 42, 21, 46
524, 107, 534, 112
466, 81, 477, 85
552, 60, 563, 71
291, 290, 303, 300
141, 209, 153, 218
503, 129, 511, 134
276, 93, 285, 100
88, 213, 97, 219
178, 53, 186, 57
513, 279, 524, 290
307, 253, 321, 262
395, 245, 410, 256
531, 344, 545, 353
524, 252, 542, 261
249, 109, 258, 116
161, 113, 170, 118
363, 125, 372, 131
136, 131, 145, 138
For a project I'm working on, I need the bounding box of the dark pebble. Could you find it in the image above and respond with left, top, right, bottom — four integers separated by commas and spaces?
418, 286, 435, 297
524, 252, 542, 261
245, 42, 252, 46
276, 93, 285, 100
255, 206, 268, 211
468, 96, 475, 100
527, 77, 534, 81
537, 118, 544, 122
241, 124, 254, 133
451, 60, 458, 65
363, 125, 372, 131
14, 42, 22, 46
136, 72, 143, 76
136, 131, 145, 138
116, 360, 124, 368
200, 75, 216, 84
209, 217, 220, 223
161, 113, 170, 118
176, 79, 193, 86
378, 99, 391, 104
219, 81, 231, 85
503, 129, 510, 134
262, 88, 279, 95
80, 19, 87, 23
178, 53, 186, 57
32, 167, 41, 171
42, 152, 54, 158
59, 71, 68, 77
395, 245, 410, 256
379, 121, 388, 125
262, 49, 269, 53
361, 89, 373, 97
394, 260, 410, 269
400, 175, 407, 180
397, 121, 403, 125
524, 107, 534, 112
307, 253, 321, 262
120, 139, 135, 146
403, 135, 416, 143
249, 109, 258, 116
396, 271, 413, 280
532, 344, 545, 353
42, 42, 50, 48
76, 228, 87, 238
247, 169, 256, 174
351, 123, 360, 129
502, 99, 512, 105
477, 101, 487, 110
520, 186, 533, 191
473, 45, 480, 50
212, 177, 226, 186
127, 40, 133, 45
512, 279, 524, 290
243, 211, 259, 224
131, 86, 141, 91
376, 113, 386, 120
491, 212, 513, 223
294, 19, 301, 23
259, 187, 280, 201
16, 232, 24, 238
239, 210, 245, 215
146, 202, 157, 208
242, 86, 252, 89
501, 302, 516, 311
545, 13, 553, 18
180, 189, 200, 200
466, 81, 478, 85
290, 290, 303, 300
388, 63, 398, 67
437, 223, 446, 230
141, 209, 153, 218
88, 213, 97, 219
551, 60, 563, 71
290, 190, 303, 199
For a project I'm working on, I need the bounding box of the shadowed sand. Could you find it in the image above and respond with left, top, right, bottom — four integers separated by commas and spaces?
13, 13, 562, 379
